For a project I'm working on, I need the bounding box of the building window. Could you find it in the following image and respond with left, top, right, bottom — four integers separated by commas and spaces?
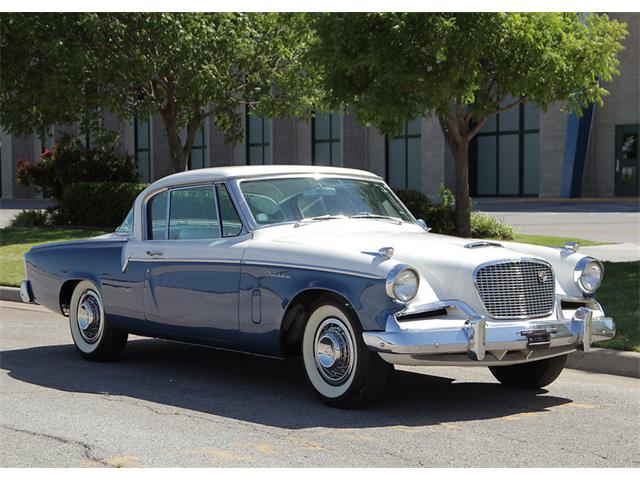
41, 126, 54, 153
312, 113, 342, 166
386, 118, 421, 190
134, 116, 151, 182
246, 107, 272, 165
471, 100, 540, 196
188, 125, 206, 170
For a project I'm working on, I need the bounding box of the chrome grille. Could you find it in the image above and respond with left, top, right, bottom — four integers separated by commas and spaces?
474, 260, 555, 319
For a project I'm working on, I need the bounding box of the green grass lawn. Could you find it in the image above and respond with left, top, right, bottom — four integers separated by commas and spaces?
595, 262, 640, 352
0, 226, 107, 287
512, 234, 606, 247
1, 226, 637, 352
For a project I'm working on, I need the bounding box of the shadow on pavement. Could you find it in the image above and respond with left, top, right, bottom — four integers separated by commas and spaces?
0, 338, 573, 429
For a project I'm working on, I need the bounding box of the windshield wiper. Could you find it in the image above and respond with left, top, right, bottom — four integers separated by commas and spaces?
294, 214, 346, 227
350, 214, 403, 225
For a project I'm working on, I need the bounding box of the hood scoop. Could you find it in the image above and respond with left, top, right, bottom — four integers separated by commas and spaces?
464, 240, 503, 249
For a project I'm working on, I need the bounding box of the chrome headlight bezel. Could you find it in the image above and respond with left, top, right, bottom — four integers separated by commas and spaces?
385, 264, 420, 303
574, 257, 604, 294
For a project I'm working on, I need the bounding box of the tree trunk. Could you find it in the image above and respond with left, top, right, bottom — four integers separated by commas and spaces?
159, 109, 188, 172
453, 141, 471, 238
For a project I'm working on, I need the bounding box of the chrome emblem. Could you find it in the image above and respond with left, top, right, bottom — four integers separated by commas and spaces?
537, 271, 548, 284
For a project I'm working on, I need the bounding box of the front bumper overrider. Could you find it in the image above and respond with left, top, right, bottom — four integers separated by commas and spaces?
362, 299, 615, 366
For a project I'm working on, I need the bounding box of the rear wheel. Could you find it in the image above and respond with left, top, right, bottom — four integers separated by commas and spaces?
69, 280, 128, 362
489, 354, 568, 389
301, 297, 391, 408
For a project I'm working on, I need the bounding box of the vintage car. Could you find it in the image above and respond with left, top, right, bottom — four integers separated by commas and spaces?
20, 165, 615, 407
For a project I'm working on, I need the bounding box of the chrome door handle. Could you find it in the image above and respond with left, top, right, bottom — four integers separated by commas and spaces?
146, 249, 163, 257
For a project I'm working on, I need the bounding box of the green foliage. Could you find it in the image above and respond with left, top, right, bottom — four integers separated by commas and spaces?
57, 182, 147, 228
471, 212, 515, 240
0, 13, 319, 172
16, 132, 138, 202
395, 187, 513, 239
8, 210, 51, 228
312, 13, 628, 132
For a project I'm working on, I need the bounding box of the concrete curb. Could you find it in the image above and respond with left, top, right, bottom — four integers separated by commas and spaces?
0, 286, 21, 303
0, 285, 638, 378
566, 348, 640, 379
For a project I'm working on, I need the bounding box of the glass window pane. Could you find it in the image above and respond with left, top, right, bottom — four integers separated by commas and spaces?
263, 118, 271, 144
248, 115, 263, 144
314, 142, 331, 166
523, 133, 539, 195
499, 101, 519, 132
168, 187, 219, 240
137, 151, 150, 182
147, 191, 168, 240
407, 137, 421, 191
217, 184, 243, 237
314, 113, 330, 141
477, 136, 497, 195
498, 134, 519, 195
249, 146, 263, 165
524, 103, 539, 130
407, 118, 421, 136
137, 119, 150, 149
480, 115, 496, 133
190, 149, 204, 170
331, 114, 341, 140
387, 138, 406, 189
264, 144, 272, 165
331, 141, 342, 166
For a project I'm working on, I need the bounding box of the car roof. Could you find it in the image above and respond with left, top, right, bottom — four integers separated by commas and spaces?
150, 165, 381, 189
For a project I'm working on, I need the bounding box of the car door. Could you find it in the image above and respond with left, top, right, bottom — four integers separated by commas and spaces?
128, 183, 249, 346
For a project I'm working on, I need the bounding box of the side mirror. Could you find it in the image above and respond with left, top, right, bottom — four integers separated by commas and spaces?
416, 219, 429, 231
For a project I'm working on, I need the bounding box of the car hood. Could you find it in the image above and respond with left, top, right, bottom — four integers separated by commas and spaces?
247, 220, 566, 313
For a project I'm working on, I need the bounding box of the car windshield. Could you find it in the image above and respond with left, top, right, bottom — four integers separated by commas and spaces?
239, 177, 413, 226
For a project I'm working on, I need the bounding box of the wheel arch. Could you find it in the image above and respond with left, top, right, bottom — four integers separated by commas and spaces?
280, 288, 356, 357
59, 275, 101, 316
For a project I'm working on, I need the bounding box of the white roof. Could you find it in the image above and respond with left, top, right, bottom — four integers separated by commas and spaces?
150, 165, 380, 189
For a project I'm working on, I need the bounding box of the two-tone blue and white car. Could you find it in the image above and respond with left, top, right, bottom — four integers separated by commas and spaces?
20, 166, 615, 408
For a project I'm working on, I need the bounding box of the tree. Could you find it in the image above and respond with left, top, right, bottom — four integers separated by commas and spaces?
312, 13, 628, 236
0, 13, 318, 172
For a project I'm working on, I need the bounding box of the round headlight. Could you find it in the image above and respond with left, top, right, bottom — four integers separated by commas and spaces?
575, 258, 604, 294
386, 266, 419, 302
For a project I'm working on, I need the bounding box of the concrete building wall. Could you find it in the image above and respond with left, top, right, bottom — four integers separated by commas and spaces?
583, 12, 640, 197
538, 104, 568, 197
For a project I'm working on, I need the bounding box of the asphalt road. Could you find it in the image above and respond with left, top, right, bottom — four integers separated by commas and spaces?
1, 301, 639, 468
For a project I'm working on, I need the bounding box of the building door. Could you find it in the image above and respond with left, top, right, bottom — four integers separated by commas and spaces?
615, 124, 639, 196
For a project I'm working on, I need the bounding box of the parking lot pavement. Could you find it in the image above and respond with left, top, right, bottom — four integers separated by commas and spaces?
1, 301, 639, 468
475, 199, 640, 245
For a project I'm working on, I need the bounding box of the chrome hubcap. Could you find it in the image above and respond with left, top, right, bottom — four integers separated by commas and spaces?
314, 318, 355, 385
77, 291, 103, 343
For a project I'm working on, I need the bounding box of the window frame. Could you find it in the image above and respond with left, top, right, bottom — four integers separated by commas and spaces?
384, 120, 421, 190
312, 112, 342, 166
134, 114, 151, 182
245, 106, 271, 165
188, 125, 207, 170
470, 103, 540, 197
144, 182, 246, 241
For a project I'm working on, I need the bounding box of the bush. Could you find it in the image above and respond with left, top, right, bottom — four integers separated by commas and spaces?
9, 209, 51, 228
470, 212, 515, 240
17, 131, 139, 202
394, 186, 514, 240
57, 182, 148, 228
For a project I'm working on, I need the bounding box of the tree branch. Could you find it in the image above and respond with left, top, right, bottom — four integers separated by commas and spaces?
466, 95, 527, 139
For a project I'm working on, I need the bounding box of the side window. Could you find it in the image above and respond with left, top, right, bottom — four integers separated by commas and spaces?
216, 184, 243, 237
116, 208, 134, 234
168, 187, 220, 240
147, 191, 168, 240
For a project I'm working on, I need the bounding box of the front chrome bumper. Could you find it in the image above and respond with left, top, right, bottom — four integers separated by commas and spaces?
363, 301, 615, 367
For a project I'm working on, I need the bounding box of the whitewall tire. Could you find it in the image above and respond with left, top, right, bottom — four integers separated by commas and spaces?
302, 297, 391, 408
69, 280, 128, 361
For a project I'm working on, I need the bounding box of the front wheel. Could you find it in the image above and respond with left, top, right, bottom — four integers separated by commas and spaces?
301, 298, 391, 408
69, 280, 128, 362
489, 354, 568, 389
